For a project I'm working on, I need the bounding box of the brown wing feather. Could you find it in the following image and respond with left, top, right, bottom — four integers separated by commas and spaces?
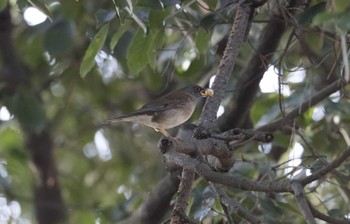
131, 89, 191, 115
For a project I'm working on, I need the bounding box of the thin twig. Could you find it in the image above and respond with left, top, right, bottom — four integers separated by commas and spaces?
300, 147, 350, 186
258, 78, 350, 132
210, 182, 261, 224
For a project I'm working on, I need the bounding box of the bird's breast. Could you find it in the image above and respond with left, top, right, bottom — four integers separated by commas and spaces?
152, 100, 196, 129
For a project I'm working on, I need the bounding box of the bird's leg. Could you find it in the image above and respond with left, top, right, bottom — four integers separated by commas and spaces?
154, 128, 171, 137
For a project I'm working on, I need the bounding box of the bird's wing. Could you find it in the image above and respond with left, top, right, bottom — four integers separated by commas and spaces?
132, 101, 187, 115
104, 103, 172, 123
131, 93, 189, 116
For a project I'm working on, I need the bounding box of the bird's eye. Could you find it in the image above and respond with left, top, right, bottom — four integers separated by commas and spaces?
195, 86, 201, 92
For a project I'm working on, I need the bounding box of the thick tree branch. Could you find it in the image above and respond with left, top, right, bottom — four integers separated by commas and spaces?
162, 127, 272, 172
170, 169, 196, 224
161, 145, 292, 193
172, 136, 233, 159
0, 5, 27, 90
211, 128, 273, 144
27, 131, 67, 224
218, 0, 306, 130
0, 5, 67, 224
161, 142, 350, 222
196, 3, 253, 135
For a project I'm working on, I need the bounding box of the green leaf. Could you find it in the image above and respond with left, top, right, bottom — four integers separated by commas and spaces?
110, 28, 125, 51
179, 56, 205, 78
149, 9, 168, 30
147, 30, 163, 69
161, 0, 180, 6
9, 93, 47, 134
0, 0, 8, 11
200, 13, 223, 30
195, 28, 209, 54
0, 128, 23, 153
80, 23, 109, 78
71, 210, 96, 224
127, 29, 155, 74
111, 0, 127, 24
44, 21, 74, 55
297, 2, 326, 25
275, 201, 301, 215
16, 0, 28, 11
260, 197, 283, 217
328, 208, 343, 217
138, 0, 163, 9
303, 32, 324, 52
113, 30, 133, 73
27, 0, 54, 22
333, 0, 350, 12
125, 8, 147, 33
95, 9, 116, 28
336, 11, 350, 32
251, 94, 279, 124
312, 11, 337, 27
206, 0, 217, 10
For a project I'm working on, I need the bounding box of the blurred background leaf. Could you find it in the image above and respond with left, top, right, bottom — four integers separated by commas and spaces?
0, 0, 349, 223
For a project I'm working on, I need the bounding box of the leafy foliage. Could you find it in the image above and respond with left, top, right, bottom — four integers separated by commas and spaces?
0, 0, 350, 223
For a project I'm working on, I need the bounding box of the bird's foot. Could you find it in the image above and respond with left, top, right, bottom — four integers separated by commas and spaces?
154, 128, 172, 137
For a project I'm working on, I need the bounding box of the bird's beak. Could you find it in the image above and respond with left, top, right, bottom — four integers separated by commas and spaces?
200, 88, 214, 97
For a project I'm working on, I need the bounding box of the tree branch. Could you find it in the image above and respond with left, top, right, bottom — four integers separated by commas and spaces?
196, 3, 253, 135
308, 200, 350, 224
0, 5, 27, 91
300, 146, 350, 186
161, 144, 292, 193
290, 181, 316, 224
172, 135, 233, 159
0, 5, 67, 224
258, 78, 350, 132
170, 169, 196, 224
210, 182, 261, 224
218, 0, 303, 130
162, 127, 272, 172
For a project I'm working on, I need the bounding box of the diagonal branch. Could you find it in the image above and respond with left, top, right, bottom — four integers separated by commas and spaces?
210, 182, 261, 224
291, 181, 316, 224
300, 146, 350, 186
170, 3, 255, 222
196, 3, 253, 134
218, 0, 304, 130
308, 200, 350, 224
258, 78, 350, 132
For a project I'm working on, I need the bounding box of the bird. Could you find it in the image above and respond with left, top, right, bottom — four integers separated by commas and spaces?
104, 85, 214, 137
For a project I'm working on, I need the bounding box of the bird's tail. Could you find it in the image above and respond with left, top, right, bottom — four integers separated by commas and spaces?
104, 115, 132, 124
104, 117, 121, 124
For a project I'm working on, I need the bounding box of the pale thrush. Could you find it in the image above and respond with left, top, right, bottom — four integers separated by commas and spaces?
104, 85, 214, 137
